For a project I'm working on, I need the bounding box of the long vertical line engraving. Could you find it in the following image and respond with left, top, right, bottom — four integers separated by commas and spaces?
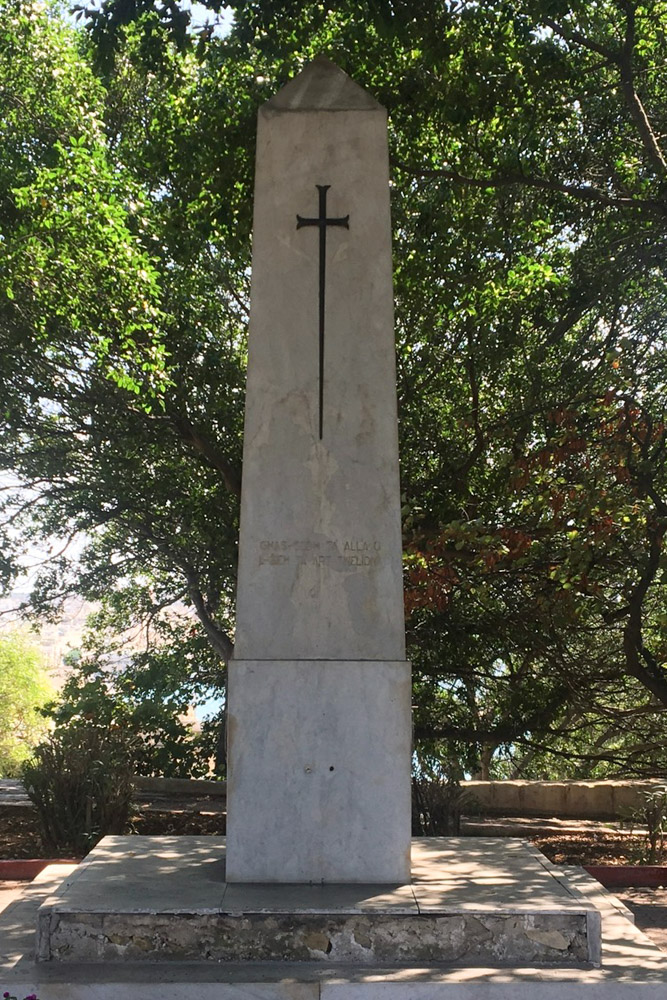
296, 185, 350, 439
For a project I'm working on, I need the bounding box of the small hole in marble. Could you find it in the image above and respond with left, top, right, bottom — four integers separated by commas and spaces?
329, 766, 335, 771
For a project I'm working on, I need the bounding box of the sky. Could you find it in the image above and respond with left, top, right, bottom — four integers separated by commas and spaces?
66, 1, 235, 36
185, 1, 234, 34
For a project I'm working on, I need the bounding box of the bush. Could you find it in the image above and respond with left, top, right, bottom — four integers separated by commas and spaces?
22, 723, 136, 855
412, 775, 469, 835
642, 783, 667, 864
48, 646, 224, 778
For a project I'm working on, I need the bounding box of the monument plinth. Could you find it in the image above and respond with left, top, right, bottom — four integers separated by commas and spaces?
33, 61, 617, 990
226, 56, 412, 883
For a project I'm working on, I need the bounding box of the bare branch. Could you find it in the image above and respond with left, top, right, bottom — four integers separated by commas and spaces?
171, 417, 242, 497
21, 529, 80, 568
543, 17, 619, 61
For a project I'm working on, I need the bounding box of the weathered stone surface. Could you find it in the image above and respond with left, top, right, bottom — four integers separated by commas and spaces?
42, 910, 592, 965
266, 54, 381, 112
233, 58, 405, 663
35, 837, 602, 967
226, 660, 412, 883
227, 57, 411, 884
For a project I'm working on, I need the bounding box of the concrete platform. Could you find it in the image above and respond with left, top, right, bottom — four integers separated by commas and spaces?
1, 841, 665, 998
34, 836, 599, 966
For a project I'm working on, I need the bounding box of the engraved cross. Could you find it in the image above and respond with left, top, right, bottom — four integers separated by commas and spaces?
296, 184, 350, 439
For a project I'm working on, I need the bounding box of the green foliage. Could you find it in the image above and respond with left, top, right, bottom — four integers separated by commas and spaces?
49, 611, 225, 778
0, 0, 244, 681
0, 1, 168, 404
2, 0, 667, 779
22, 722, 135, 855
0, 632, 52, 777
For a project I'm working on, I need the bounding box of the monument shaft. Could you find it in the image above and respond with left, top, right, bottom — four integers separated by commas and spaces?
226, 59, 412, 883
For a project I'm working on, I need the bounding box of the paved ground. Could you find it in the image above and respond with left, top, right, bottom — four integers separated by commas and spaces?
618, 889, 667, 952
2, 859, 666, 998
461, 815, 648, 837
0, 881, 27, 916
1, 780, 644, 833
0, 780, 30, 808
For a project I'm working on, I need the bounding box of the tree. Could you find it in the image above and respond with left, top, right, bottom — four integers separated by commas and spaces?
0, 0, 245, 650
2, 0, 667, 778
0, 632, 53, 776
48, 611, 226, 778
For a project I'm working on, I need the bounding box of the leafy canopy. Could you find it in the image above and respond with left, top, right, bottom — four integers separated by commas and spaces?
2, 0, 667, 778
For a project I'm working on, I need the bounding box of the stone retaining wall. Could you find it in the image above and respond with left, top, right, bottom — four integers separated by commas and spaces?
462, 779, 666, 821
132, 776, 227, 797
4, 776, 664, 822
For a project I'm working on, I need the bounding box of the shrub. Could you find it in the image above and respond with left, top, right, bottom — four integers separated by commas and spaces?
642, 783, 667, 864
48, 646, 224, 778
22, 723, 136, 855
412, 775, 469, 835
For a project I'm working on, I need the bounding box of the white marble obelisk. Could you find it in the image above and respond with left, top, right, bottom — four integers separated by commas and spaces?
226, 57, 411, 883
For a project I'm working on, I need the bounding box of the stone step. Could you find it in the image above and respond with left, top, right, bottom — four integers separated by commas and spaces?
36, 836, 600, 967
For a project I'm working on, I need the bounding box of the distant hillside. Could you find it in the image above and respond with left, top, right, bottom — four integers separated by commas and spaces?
0, 592, 96, 685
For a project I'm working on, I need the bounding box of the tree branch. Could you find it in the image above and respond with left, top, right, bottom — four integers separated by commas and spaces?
391, 159, 665, 213
171, 416, 242, 497
622, 517, 667, 705
182, 564, 234, 663
546, 7, 667, 177
456, 323, 487, 477
542, 16, 618, 61
617, 3, 667, 176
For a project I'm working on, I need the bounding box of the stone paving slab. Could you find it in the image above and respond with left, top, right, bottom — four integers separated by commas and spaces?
0, 882, 29, 918
0, 779, 31, 808
617, 889, 667, 952
33, 837, 600, 966
1, 846, 666, 998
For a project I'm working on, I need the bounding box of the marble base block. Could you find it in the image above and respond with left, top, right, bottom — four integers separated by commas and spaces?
35, 837, 602, 967
226, 659, 412, 883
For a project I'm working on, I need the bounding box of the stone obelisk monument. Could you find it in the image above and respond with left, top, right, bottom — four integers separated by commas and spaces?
226, 57, 411, 883
32, 57, 607, 984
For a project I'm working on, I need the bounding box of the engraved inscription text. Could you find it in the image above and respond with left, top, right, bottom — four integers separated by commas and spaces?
258, 538, 381, 569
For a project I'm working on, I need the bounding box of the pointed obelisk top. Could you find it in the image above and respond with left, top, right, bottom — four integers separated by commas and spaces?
265, 55, 382, 112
